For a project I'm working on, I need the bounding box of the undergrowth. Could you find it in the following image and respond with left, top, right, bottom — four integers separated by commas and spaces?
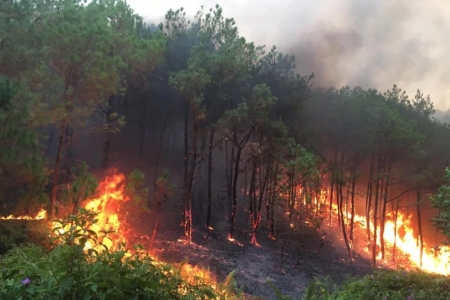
0, 208, 241, 299
271, 269, 450, 300
0, 220, 50, 254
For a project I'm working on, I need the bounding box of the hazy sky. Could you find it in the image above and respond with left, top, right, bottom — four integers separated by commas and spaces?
126, 0, 450, 111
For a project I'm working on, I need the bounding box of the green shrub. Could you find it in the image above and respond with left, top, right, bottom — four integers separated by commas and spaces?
300, 270, 450, 300
0, 220, 50, 255
0, 209, 239, 299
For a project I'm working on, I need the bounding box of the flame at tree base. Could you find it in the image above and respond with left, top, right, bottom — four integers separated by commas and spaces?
326, 199, 450, 276
4, 170, 450, 292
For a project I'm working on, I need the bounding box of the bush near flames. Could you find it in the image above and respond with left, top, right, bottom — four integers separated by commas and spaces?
0, 169, 241, 299
273, 270, 450, 300
0, 208, 240, 299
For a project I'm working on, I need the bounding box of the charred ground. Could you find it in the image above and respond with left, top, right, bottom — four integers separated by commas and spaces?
126, 211, 380, 299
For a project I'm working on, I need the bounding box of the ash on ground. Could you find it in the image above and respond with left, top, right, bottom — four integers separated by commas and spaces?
131, 223, 377, 300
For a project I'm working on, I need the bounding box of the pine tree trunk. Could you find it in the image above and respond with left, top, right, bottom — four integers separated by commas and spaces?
288, 171, 295, 225
45, 128, 55, 158
253, 164, 269, 244
329, 149, 337, 225
102, 96, 113, 170
269, 162, 278, 238
137, 100, 148, 168
228, 127, 254, 239
380, 160, 392, 259
185, 114, 199, 242
416, 184, 423, 267
248, 159, 257, 244
153, 116, 168, 192
267, 162, 277, 230
50, 119, 67, 218
349, 173, 356, 243
243, 148, 250, 244
337, 151, 351, 260
393, 199, 400, 263
329, 178, 334, 226
182, 103, 189, 237
63, 123, 74, 183
206, 127, 215, 228
372, 155, 382, 266
339, 182, 352, 260
149, 198, 161, 251
227, 146, 234, 226
229, 145, 243, 239
366, 155, 374, 242
345, 180, 350, 225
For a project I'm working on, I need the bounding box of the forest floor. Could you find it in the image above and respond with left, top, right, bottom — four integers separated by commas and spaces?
129, 217, 386, 300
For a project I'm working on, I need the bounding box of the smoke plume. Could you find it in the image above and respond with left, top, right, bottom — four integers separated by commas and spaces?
129, 0, 450, 109
233, 0, 450, 110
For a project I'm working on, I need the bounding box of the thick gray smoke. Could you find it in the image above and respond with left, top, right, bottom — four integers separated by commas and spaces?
237, 0, 450, 110
130, 0, 450, 110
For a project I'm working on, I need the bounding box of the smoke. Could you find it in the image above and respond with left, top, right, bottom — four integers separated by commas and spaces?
127, 0, 450, 108
234, 0, 450, 109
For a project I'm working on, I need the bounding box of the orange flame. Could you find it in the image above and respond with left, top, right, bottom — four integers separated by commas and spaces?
329, 199, 450, 275
0, 208, 47, 220
53, 171, 130, 252
382, 212, 450, 274
3, 170, 224, 294
81, 172, 129, 251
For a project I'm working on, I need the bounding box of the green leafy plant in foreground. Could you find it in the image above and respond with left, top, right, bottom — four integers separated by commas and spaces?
280, 270, 450, 300
0, 209, 240, 299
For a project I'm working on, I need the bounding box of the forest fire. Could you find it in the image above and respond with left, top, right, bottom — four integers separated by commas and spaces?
2, 171, 130, 251
329, 200, 450, 275
49, 171, 130, 252
2, 170, 222, 293
381, 213, 450, 275
77, 172, 129, 251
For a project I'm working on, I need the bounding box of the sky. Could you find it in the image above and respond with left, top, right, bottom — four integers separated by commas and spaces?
126, 0, 450, 111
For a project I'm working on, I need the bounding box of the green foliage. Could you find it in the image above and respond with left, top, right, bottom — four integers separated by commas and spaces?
431, 167, 450, 243
294, 270, 450, 300
283, 138, 323, 230
219, 84, 277, 141
62, 162, 98, 213
0, 76, 48, 215
0, 209, 239, 299
51, 208, 106, 249
0, 222, 33, 255
269, 276, 338, 300
155, 169, 176, 203
125, 169, 149, 210
42, 0, 125, 107
301, 277, 339, 300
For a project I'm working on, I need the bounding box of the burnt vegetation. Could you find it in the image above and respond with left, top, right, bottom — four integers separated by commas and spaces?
2, 1, 450, 299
